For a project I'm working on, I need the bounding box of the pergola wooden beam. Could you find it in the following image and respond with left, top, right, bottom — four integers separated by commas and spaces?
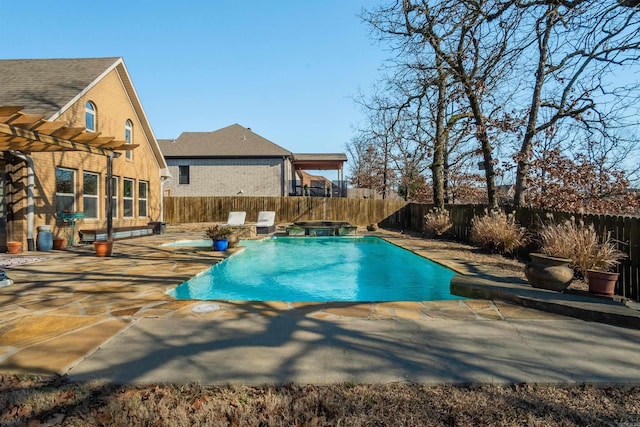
0, 106, 141, 155
0, 123, 113, 156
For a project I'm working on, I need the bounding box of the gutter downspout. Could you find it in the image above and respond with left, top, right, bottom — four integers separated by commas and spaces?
10, 152, 35, 251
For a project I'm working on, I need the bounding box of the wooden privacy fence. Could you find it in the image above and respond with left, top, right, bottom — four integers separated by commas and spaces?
395, 203, 640, 301
163, 196, 408, 227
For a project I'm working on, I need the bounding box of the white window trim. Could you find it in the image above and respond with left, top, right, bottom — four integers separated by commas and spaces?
125, 119, 133, 160
109, 176, 119, 219
56, 167, 76, 213
138, 180, 148, 218
85, 101, 96, 132
123, 178, 135, 218
83, 171, 100, 219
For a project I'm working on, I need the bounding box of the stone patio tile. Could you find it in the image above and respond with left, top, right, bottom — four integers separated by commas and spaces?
0, 319, 128, 374
18, 296, 80, 312
323, 304, 373, 318
378, 302, 424, 310
132, 308, 172, 318
154, 300, 198, 310
494, 301, 570, 320
420, 302, 479, 320
111, 307, 143, 317
0, 305, 31, 323
392, 307, 424, 320
0, 315, 109, 348
371, 304, 395, 319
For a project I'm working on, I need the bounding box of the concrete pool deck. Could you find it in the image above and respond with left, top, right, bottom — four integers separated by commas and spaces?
1, 225, 640, 385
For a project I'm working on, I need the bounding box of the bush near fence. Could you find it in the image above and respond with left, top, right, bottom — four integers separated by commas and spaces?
163, 197, 639, 301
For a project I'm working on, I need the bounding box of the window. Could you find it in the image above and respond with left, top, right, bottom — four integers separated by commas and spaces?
85, 101, 96, 132
83, 172, 99, 219
123, 178, 134, 218
125, 120, 133, 160
178, 165, 190, 185
55, 168, 76, 213
105, 176, 118, 218
138, 181, 148, 217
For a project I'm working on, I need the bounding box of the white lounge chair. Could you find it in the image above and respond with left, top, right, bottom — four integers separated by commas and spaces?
256, 211, 276, 234
223, 211, 246, 226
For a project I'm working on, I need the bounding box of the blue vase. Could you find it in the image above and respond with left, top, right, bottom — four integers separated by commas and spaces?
37, 226, 53, 252
213, 238, 228, 251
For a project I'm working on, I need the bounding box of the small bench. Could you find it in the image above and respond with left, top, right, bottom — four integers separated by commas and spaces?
79, 225, 154, 242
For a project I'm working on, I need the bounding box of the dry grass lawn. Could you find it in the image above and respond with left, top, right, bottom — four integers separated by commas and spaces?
1, 374, 639, 426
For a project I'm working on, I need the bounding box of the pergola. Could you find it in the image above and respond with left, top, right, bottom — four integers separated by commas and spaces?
0, 106, 138, 246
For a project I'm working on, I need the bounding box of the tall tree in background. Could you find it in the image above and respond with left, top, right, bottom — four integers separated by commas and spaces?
513, 0, 640, 207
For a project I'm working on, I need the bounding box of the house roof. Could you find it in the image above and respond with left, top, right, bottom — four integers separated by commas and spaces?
0, 57, 168, 173
158, 124, 292, 158
0, 57, 121, 117
292, 153, 347, 170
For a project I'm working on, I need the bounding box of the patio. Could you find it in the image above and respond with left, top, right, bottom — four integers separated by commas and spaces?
0, 225, 639, 384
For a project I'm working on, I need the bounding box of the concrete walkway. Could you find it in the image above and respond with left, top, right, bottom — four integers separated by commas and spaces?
1, 225, 640, 385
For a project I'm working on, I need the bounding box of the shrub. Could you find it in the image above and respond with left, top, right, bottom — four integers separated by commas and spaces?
470, 209, 527, 255
424, 208, 453, 238
537, 217, 626, 276
205, 225, 233, 240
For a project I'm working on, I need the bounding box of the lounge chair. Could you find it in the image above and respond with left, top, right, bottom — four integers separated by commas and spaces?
223, 211, 246, 226
256, 211, 276, 234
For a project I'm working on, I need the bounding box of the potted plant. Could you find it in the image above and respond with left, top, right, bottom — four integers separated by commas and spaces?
534, 217, 626, 295
6, 240, 22, 254
52, 225, 70, 250
93, 240, 113, 257
579, 230, 626, 296
205, 225, 233, 251
527, 217, 576, 291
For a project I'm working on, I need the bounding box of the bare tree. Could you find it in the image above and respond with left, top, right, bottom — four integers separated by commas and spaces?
512, 0, 640, 206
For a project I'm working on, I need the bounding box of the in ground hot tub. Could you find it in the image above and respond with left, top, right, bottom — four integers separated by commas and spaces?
287, 221, 357, 236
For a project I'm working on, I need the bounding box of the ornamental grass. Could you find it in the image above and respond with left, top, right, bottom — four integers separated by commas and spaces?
470, 209, 527, 255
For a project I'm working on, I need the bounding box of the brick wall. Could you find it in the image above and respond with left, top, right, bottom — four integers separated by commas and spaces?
23, 67, 163, 239
164, 158, 292, 197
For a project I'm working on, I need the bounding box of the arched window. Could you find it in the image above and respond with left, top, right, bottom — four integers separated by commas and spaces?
85, 101, 96, 132
125, 119, 133, 160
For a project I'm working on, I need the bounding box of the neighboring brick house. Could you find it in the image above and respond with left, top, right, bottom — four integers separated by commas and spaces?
159, 125, 348, 197
0, 57, 169, 250
159, 124, 294, 197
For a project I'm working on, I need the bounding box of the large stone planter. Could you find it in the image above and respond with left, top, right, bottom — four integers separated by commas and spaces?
525, 253, 574, 292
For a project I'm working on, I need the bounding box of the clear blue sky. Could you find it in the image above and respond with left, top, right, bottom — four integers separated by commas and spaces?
2, 1, 388, 157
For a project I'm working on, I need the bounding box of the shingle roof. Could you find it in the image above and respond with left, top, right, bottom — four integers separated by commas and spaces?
158, 124, 292, 158
0, 57, 121, 118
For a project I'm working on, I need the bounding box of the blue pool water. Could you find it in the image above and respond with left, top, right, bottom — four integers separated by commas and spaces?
168, 236, 460, 302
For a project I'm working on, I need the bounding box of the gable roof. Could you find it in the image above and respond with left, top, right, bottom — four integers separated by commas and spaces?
0, 57, 121, 117
0, 57, 168, 172
158, 124, 292, 158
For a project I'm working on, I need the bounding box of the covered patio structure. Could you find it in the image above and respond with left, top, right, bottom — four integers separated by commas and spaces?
290, 153, 347, 197
0, 106, 137, 251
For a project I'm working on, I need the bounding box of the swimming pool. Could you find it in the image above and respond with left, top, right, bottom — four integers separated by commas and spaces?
168, 236, 460, 302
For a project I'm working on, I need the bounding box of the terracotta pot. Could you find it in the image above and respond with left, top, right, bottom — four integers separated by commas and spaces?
226, 234, 239, 249
586, 269, 619, 296
6, 241, 22, 254
93, 240, 113, 257
525, 253, 574, 292
53, 237, 67, 250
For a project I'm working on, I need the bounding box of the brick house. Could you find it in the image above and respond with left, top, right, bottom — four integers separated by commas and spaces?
159, 124, 293, 197
0, 57, 169, 250
159, 124, 347, 197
